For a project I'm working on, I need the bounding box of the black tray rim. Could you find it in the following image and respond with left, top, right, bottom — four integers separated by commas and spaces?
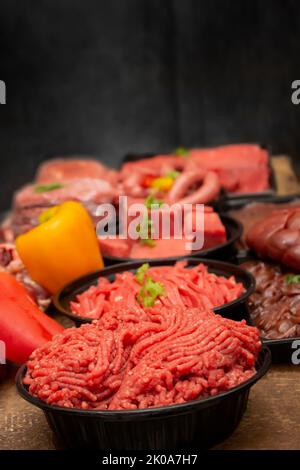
52, 256, 256, 324
102, 214, 242, 264
120, 143, 276, 200
16, 347, 271, 420
221, 193, 300, 211
237, 253, 300, 354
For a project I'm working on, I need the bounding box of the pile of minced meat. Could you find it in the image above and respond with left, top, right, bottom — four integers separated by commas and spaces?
24, 305, 261, 410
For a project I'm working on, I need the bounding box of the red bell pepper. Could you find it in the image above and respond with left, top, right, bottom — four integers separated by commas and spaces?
141, 175, 156, 188
0, 272, 63, 364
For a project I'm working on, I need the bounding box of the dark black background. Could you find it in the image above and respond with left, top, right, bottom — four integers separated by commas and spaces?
0, 0, 299, 211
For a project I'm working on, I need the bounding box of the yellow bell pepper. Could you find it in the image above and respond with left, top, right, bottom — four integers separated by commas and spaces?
16, 201, 104, 293
150, 176, 174, 192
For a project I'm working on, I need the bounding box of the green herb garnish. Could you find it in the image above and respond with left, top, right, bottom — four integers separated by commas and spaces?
137, 194, 162, 247
137, 216, 156, 247
140, 238, 156, 247
136, 263, 150, 284
144, 193, 163, 209
137, 277, 165, 307
34, 182, 64, 193
285, 274, 300, 285
174, 146, 189, 157
165, 170, 180, 179
137, 217, 152, 237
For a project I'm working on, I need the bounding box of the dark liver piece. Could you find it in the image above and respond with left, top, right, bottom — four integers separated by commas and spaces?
242, 260, 300, 340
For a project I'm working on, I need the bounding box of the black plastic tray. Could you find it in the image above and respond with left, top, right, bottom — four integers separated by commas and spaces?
235, 252, 300, 363
121, 145, 276, 201
16, 347, 271, 450
121, 151, 226, 212
220, 194, 300, 212
103, 214, 242, 265
52, 257, 255, 327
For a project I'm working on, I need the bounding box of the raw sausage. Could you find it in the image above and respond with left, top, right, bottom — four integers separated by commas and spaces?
167, 170, 220, 205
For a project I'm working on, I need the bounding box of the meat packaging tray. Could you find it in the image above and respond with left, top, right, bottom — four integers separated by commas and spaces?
52, 257, 255, 327
223, 195, 300, 362
120, 144, 276, 201
103, 214, 242, 265
234, 251, 300, 364
121, 150, 226, 212
224, 145, 276, 201
220, 194, 300, 212
16, 347, 271, 450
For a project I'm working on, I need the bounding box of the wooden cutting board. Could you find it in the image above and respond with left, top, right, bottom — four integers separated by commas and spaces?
271, 155, 300, 196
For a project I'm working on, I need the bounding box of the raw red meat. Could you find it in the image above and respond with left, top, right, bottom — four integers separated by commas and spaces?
189, 144, 269, 193
167, 170, 220, 205
98, 208, 226, 259
242, 260, 300, 339
120, 154, 191, 175
189, 144, 268, 169
120, 157, 220, 204
120, 144, 270, 194
198, 211, 226, 249
36, 158, 118, 186
246, 208, 300, 270
128, 237, 191, 259
15, 178, 116, 208
7, 207, 47, 238
98, 237, 132, 258
98, 237, 191, 259
70, 261, 245, 319
0, 243, 51, 309
10, 178, 119, 237
24, 306, 261, 410
3, 158, 121, 238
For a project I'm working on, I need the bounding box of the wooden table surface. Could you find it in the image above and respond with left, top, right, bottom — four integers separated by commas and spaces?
1, 362, 300, 450
0, 155, 299, 450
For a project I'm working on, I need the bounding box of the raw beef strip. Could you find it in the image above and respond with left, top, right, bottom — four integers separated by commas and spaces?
14, 178, 117, 208
36, 158, 118, 185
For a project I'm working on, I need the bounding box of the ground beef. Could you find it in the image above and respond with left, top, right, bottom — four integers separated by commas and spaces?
24, 306, 261, 410
70, 261, 245, 319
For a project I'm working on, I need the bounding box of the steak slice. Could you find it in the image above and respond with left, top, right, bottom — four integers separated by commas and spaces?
36, 157, 118, 185
9, 178, 120, 237
15, 178, 117, 209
